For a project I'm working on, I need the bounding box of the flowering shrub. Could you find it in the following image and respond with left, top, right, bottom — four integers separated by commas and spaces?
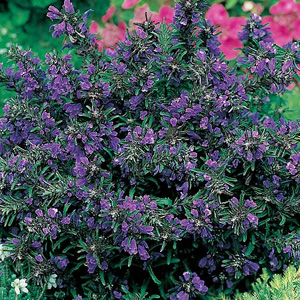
0, 0, 110, 113
1, 0, 300, 299
260, 0, 300, 90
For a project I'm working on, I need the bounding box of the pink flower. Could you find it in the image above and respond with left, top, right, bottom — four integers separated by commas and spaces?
90, 21, 99, 34
89, 21, 127, 51
261, 16, 292, 46
205, 4, 246, 60
122, 0, 141, 10
262, 0, 300, 46
206, 3, 228, 25
151, 5, 174, 24
270, 0, 300, 14
102, 6, 116, 23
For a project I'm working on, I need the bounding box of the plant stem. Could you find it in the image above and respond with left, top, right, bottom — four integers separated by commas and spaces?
37, 284, 47, 300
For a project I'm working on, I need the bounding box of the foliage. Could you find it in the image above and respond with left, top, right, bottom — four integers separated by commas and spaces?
207, 265, 300, 300
0, 257, 47, 300
0, 0, 300, 299
235, 265, 300, 300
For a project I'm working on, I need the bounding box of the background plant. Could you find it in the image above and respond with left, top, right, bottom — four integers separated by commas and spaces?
208, 265, 300, 300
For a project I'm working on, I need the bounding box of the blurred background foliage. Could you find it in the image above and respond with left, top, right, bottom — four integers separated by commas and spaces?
0, 0, 299, 118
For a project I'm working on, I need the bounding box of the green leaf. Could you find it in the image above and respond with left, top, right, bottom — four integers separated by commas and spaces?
128, 255, 133, 267
149, 296, 160, 299
280, 215, 286, 226
167, 248, 172, 265
225, 0, 239, 11
99, 270, 106, 286
69, 261, 85, 273
245, 243, 255, 257
53, 236, 69, 250
147, 266, 161, 285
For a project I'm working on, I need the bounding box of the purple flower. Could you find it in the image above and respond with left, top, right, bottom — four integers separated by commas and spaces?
269, 248, 279, 271
113, 291, 122, 299
86, 254, 98, 274
64, 0, 75, 14
54, 256, 69, 270
61, 217, 71, 225
63, 103, 82, 118
47, 6, 61, 20
129, 94, 143, 110
247, 213, 258, 226
48, 208, 58, 218
35, 254, 43, 263
35, 209, 43, 217
82, 9, 93, 23
244, 200, 257, 208
170, 271, 208, 299
196, 49, 206, 62
141, 129, 156, 145
136, 28, 147, 39
138, 245, 150, 260
121, 238, 138, 255
170, 118, 178, 127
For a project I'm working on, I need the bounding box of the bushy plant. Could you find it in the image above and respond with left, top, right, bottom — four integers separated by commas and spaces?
1, 0, 300, 299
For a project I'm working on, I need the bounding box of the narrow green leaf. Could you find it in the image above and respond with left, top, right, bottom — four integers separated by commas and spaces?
147, 266, 161, 285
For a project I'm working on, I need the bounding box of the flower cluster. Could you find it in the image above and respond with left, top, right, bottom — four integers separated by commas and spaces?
0, 0, 300, 298
286, 152, 300, 182
169, 271, 208, 299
